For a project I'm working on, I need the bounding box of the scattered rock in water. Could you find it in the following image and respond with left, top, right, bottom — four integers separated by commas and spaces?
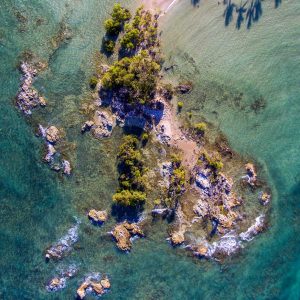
45, 220, 80, 261
76, 274, 111, 299
81, 120, 94, 133
92, 110, 114, 138
16, 62, 46, 115
88, 209, 108, 224
259, 192, 271, 205
46, 126, 60, 144
169, 231, 185, 246
243, 163, 257, 185
44, 143, 56, 163
62, 160, 71, 175
46, 264, 78, 292
111, 221, 144, 251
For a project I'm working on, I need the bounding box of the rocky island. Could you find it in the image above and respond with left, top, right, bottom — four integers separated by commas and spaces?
81, 4, 271, 260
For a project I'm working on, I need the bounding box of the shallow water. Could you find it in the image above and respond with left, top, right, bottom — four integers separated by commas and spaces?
0, 0, 299, 299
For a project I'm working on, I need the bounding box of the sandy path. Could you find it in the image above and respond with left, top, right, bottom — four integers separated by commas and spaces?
157, 100, 200, 169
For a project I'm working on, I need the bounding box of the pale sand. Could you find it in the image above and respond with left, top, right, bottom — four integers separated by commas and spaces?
141, 0, 179, 16
157, 99, 200, 169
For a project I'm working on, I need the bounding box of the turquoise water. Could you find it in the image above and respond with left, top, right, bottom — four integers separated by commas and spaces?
0, 0, 300, 299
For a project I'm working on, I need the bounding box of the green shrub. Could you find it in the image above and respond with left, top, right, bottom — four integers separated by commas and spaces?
101, 51, 161, 104
177, 101, 183, 111
89, 76, 98, 89
113, 189, 146, 206
104, 4, 131, 36
103, 39, 115, 53
194, 122, 207, 134
141, 132, 149, 145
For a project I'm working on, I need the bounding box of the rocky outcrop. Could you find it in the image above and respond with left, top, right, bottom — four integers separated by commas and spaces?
111, 222, 144, 251
170, 231, 185, 246
88, 209, 108, 224
76, 274, 111, 299
92, 110, 114, 138
16, 62, 46, 115
46, 126, 60, 144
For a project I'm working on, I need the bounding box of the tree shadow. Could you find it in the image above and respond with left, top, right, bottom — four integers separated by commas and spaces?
216, 0, 282, 29
191, 0, 201, 6
224, 0, 236, 26
275, 0, 281, 8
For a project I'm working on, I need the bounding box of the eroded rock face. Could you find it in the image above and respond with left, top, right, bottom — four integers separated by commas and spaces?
92, 110, 114, 138
46, 126, 60, 144
111, 222, 144, 251
88, 209, 108, 224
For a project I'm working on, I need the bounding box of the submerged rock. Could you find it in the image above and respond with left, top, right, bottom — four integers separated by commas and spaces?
244, 163, 257, 185
45, 220, 80, 260
46, 264, 78, 292
62, 160, 71, 175
88, 209, 108, 224
111, 222, 144, 251
259, 192, 271, 205
176, 83, 192, 94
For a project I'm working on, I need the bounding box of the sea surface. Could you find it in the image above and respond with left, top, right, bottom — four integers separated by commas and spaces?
0, 0, 299, 299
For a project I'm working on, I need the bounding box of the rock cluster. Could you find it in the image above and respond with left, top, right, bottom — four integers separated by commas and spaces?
77, 276, 111, 299
88, 209, 108, 224
111, 222, 144, 251
193, 165, 241, 233
46, 265, 78, 292
16, 62, 47, 115
39, 125, 72, 175
92, 110, 114, 138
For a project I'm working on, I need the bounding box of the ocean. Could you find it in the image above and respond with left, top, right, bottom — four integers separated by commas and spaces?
0, 0, 299, 299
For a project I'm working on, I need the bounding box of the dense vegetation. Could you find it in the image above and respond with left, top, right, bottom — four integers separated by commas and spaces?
102, 51, 161, 104
104, 4, 131, 36
113, 135, 147, 207
101, 5, 161, 105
